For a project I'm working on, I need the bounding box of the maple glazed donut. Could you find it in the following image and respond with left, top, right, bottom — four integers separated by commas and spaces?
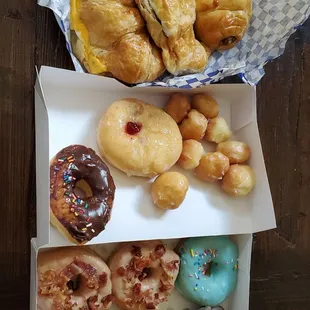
37, 247, 113, 310
97, 98, 182, 178
50, 145, 116, 245
109, 240, 180, 309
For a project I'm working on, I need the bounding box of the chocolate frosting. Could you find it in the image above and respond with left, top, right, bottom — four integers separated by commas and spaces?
50, 145, 115, 243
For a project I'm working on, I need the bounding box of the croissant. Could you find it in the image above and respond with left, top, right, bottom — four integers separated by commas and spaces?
135, 0, 211, 76
70, 0, 165, 84
195, 0, 252, 50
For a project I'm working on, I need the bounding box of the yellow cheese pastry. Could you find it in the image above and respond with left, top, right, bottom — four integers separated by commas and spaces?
195, 0, 252, 50
70, 0, 165, 84
135, 0, 211, 75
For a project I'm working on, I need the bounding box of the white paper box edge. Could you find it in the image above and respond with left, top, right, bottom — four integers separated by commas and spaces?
35, 66, 276, 248
30, 234, 253, 310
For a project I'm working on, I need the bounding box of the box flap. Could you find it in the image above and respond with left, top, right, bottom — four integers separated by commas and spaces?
35, 73, 50, 247
30, 239, 38, 310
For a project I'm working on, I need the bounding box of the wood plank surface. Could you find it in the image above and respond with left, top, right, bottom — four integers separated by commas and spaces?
0, 3, 309, 309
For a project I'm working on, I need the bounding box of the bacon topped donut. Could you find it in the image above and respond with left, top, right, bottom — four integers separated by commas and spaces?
50, 145, 116, 244
109, 240, 180, 309
37, 247, 113, 310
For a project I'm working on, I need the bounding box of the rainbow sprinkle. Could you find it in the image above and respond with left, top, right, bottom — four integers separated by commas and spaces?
190, 249, 194, 257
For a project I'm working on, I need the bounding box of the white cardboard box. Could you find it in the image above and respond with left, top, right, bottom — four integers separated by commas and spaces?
31, 66, 276, 309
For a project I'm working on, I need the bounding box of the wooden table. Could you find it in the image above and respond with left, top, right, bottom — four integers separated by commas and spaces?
0, 2, 309, 309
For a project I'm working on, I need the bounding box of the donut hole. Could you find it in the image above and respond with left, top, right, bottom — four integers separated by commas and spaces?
67, 274, 82, 292
203, 262, 212, 277
73, 179, 93, 198
138, 267, 153, 281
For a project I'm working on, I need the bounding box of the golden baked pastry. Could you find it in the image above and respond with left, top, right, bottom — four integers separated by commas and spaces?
178, 140, 204, 170
151, 172, 189, 209
195, 0, 252, 50
217, 140, 251, 164
97, 98, 182, 178
70, 0, 165, 84
195, 152, 230, 182
205, 117, 232, 143
222, 164, 255, 196
165, 93, 191, 124
179, 109, 208, 141
135, 0, 211, 75
192, 93, 219, 119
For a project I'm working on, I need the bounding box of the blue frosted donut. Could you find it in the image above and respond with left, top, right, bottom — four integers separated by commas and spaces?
176, 236, 238, 306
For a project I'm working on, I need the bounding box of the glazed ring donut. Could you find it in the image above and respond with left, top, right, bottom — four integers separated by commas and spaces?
176, 236, 238, 307
97, 98, 182, 178
109, 240, 180, 309
50, 145, 116, 245
37, 247, 113, 310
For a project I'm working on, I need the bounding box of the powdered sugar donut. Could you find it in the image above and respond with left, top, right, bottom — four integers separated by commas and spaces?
109, 240, 180, 309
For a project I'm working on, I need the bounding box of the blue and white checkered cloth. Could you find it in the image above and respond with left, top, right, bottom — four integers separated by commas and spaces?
39, 0, 310, 88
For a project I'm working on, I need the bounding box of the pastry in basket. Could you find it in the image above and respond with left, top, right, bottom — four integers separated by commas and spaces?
37, 247, 113, 309
109, 240, 180, 309
135, 0, 211, 75
70, 0, 165, 84
97, 98, 182, 178
195, 0, 252, 50
50, 145, 116, 245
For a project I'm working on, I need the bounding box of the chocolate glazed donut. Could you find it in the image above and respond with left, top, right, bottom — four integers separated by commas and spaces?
50, 145, 116, 244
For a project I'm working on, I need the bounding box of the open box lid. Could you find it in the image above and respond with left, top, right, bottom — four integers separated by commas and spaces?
34, 66, 276, 249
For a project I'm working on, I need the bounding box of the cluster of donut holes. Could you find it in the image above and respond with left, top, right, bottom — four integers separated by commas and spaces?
154, 92, 256, 205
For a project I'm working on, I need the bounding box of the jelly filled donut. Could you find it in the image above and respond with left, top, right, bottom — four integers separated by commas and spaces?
176, 236, 238, 306
37, 247, 113, 310
109, 240, 180, 309
50, 145, 116, 245
97, 98, 182, 178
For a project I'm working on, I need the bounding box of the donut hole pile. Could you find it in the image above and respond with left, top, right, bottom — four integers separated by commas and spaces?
165, 92, 256, 197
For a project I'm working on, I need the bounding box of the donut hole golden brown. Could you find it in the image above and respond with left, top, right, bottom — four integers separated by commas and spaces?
192, 93, 219, 119
178, 140, 204, 170
165, 93, 191, 123
179, 109, 208, 141
205, 117, 232, 143
217, 140, 251, 164
222, 164, 255, 196
195, 152, 230, 182
151, 172, 189, 210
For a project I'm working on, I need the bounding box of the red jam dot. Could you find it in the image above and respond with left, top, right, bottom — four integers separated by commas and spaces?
125, 122, 142, 135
